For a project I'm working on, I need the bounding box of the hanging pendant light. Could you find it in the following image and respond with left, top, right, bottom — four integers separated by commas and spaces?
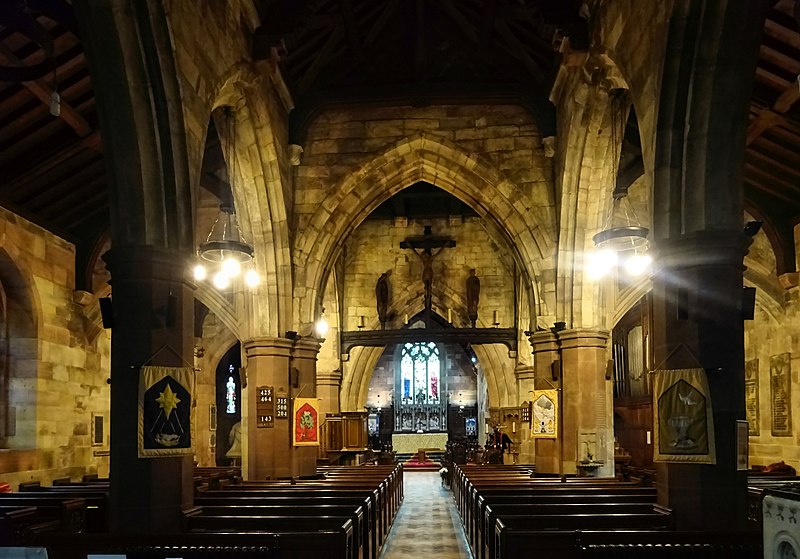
589, 90, 651, 280
192, 108, 260, 290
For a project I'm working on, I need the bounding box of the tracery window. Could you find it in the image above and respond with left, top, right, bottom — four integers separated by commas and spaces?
400, 342, 440, 405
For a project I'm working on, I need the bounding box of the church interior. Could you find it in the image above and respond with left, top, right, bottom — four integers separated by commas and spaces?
0, 0, 799, 556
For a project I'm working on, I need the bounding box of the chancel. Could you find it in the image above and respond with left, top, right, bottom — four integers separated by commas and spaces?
0, 0, 797, 557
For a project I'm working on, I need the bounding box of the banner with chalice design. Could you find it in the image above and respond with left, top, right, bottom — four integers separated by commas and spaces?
138, 366, 195, 457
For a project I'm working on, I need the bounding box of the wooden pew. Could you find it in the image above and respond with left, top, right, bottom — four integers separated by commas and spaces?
17, 484, 108, 532
0, 505, 62, 545
42, 532, 279, 559
184, 512, 354, 559
0, 495, 87, 534
490, 529, 761, 559
204, 487, 388, 547
482, 503, 672, 559
189, 504, 367, 559
195, 494, 378, 559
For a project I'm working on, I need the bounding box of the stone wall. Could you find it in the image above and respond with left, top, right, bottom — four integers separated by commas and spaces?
337, 216, 520, 410
0, 206, 110, 486
745, 294, 800, 469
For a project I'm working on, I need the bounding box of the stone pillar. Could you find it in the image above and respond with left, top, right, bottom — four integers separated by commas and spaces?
558, 329, 613, 477
651, 232, 748, 530
529, 331, 560, 473
514, 365, 536, 464
291, 339, 322, 475
104, 246, 194, 533
317, 368, 342, 417
243, 337, 320, 480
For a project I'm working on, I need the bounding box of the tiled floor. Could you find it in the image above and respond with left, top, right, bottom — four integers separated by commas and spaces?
379, 471, 473, 559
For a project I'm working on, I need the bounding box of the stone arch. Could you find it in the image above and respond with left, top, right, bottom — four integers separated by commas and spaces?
209, 70, 292, 338
294, 132, 556, 329
341, 286, 517, 412
0, 248, 39, 448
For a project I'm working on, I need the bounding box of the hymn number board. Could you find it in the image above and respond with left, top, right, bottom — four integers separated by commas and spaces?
276, 391, 288, 419
257, 386, 274, 428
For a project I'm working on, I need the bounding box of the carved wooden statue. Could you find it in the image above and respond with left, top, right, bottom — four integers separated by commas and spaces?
466, 268, 480, 327
376, 272, 390, 329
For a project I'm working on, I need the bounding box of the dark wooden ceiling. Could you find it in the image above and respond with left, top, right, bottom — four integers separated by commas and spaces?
0, 0, 799, 289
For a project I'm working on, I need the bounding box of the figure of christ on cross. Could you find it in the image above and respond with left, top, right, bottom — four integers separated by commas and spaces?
400, 226, 456, 320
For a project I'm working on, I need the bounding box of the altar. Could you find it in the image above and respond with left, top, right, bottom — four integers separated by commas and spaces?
391, 432, 448, 455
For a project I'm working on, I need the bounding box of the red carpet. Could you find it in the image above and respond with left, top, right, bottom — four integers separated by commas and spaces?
404, 459, 441, 470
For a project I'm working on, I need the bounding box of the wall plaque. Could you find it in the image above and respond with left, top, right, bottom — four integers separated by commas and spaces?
257, 385, 274, 428
275, 391, 288, 419
745, 359, 759, 436
770, 353, 792, 437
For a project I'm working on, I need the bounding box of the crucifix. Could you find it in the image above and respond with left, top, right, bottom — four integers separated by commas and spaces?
400, 225, 456, 324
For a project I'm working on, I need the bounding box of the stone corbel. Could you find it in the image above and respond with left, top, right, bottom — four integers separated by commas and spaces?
779, 272, 799, 289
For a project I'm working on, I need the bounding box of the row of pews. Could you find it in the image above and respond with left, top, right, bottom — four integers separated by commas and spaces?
0, 464, 401, 559
452, 464, 762, 559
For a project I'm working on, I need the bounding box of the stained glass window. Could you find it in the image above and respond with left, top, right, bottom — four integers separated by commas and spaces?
400, 342, 440, 405
226, 364, 236, 414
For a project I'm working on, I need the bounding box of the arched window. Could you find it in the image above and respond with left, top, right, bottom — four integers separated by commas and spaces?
400, 342, 440, 405
225, 364, 237, 414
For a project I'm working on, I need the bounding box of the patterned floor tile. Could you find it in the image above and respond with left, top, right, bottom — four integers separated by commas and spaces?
378, 471, 472, 559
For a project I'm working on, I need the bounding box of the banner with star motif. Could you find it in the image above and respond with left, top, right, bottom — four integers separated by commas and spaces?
138, 366, 195, 458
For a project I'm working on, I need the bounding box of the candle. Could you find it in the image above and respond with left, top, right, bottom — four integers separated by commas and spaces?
404, 313, 408, 324
448, 308, 452, 323
359, 315, 365, 328
493, 310, 498, 324
512, 421, 516, 433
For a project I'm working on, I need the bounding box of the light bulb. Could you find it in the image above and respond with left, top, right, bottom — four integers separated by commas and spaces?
587, 249, 618, 280
624, 253, 652, 276
244, 269, 260, 288
212, 270, 231, 290
193, 264, 207, 281
222, 258, 241, 277
315, 317, 329, 338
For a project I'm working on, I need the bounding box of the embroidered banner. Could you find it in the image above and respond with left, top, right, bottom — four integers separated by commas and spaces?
653, 368, 715, 464
293, 398, 320, 446
531, 390, 558, 439
138, 366, 195, 458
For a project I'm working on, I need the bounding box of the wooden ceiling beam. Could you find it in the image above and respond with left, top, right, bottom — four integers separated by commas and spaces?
494, 19, 545, 84
0, 43, 93, 139
745, 162, 800, 201
1, 130, 99, 190
747, 148, 800, 181
438, 0, 480, 44
744, 177, 800, 205
339, 0, 361, 52
364, 0, 402, 46
296, 25, 345, 94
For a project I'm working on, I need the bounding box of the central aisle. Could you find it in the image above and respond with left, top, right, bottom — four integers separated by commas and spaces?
379, 471, 472, 559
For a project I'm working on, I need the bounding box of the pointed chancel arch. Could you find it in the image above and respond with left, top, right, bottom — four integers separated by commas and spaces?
340, 288, 518, 412
293, 133, 557, 331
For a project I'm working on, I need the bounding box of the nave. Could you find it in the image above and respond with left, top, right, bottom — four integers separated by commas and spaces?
379, 472, 471, 559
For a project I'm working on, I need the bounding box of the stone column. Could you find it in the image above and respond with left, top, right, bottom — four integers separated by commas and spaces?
104, 246, 195, 533
317, 369, 343, 417
529, 331, 560, 473
650, 232, 748, 530
291, 339, 322, 475
514, 365, 536, 464
243, 337, 320, 480
558, 329, 613, 477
